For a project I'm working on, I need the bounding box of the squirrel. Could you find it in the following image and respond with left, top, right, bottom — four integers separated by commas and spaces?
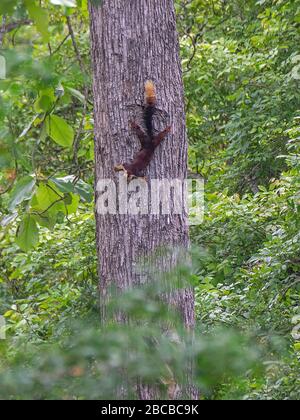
114, 81, 171, 179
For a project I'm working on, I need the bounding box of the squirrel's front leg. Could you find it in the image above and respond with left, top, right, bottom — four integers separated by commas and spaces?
153, 126, 171, 147
130, 121, 149, 147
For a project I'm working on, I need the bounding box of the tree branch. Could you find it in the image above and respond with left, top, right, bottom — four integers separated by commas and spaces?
0, 19, 32, 36
0, 19, 32, 47
66, 15, 89, 167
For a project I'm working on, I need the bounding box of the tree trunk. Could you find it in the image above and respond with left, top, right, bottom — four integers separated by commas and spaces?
89, 0, 195, 399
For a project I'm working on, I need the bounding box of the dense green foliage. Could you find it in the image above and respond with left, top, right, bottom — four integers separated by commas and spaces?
178, 0, 300, 399
0, 0, 299, 400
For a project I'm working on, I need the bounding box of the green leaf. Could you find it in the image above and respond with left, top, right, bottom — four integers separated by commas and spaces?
24, 1, 50, 43
16, 215, 39, 252
0, 0, 17, 14
51, 177, 75, 193
31, 182, 66, 225
46, 115, 74, 148
0, 145, 12, 168
74, 179, 93, 202
51, 176, 93, 202
4, 310, 14, 318
65, 193, 80, 214
32, 182, 62, 213
64, 193, 73, 205
35, 183, 59, 207
8, 176, 36, 211
32, 213, 56, 230
66, 87, 86, 104
34, 90, 55, 113
88, 142, 94, 161
40, 123, 48, 142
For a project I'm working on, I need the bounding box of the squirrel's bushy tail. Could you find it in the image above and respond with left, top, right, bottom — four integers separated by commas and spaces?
144, 80, 156, 106
144, 81, 156, 138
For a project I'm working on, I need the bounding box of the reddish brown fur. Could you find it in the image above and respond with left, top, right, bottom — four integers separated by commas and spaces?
115, 81, 171, 178
123, 148, 155, 177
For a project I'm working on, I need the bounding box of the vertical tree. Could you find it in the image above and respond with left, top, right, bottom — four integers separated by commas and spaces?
89, 0, 195, 398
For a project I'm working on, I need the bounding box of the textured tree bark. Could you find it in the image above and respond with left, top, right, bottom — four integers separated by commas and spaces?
89, 0, 195, 399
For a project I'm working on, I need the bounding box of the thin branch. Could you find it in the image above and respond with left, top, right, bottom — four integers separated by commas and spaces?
49, 33, 71, 56
66, 15, 89, 166
66, 16, 87, 76
182, 12, 240, 73
0, 181, 15, 195
0, 19, 32, 37
183, 29, 205, 74
46, 182, 64, 200
281, 277, 300, 299
31, 198, 63, 217
72, 107, 88, 166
